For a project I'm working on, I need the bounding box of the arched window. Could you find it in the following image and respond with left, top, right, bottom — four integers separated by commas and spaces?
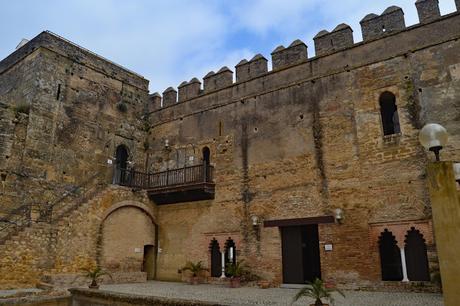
224, 238, 236, 277
404, 227, 430, 281
209, 238, 222, 277
379, 92, 401, 136
202, 147, 210, 165
378, 229, 403, 281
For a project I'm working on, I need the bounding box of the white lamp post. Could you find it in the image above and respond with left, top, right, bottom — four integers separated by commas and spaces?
419, 123, 448, 161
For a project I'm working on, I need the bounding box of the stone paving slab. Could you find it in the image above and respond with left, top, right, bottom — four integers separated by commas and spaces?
101, 281, 444, 306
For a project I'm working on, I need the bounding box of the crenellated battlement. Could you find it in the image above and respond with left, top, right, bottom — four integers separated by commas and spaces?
314, 23, 354, 56
360, 6, 406, 41
235, 54, 268, 82
150, 1, 456, 110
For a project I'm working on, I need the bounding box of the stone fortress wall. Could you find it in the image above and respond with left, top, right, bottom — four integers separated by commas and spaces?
144, 0, 460, 285
0, 0, 459, 289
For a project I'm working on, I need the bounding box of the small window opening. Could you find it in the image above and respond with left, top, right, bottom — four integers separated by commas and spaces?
218, 121, 223, 137
56, 84, 61, 100
379, 92, 400, 136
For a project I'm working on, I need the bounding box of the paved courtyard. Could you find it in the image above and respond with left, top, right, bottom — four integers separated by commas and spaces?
101, 281, 444, 306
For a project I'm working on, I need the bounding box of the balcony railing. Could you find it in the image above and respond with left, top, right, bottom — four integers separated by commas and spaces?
115, 164, 214, 191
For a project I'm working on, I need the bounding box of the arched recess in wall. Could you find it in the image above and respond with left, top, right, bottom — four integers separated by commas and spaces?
379, 92, 401, 136
98, 201, 157, 278
404, 227, 430, 281
209, 238, 222, 277
113, 144, 129, 184
224, 238, 236, 277
378, 229, 403, 281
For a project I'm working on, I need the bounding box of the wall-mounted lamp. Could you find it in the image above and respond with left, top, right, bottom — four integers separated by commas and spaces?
164, 139, 170, 149
454, 163, 460, 185
334, 208, 344, 224
251, 215, 261, 240
419, 123, 448, 161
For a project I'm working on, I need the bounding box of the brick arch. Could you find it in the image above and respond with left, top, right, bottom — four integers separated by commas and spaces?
96, 201, 158, 267
101, 200, 157, 225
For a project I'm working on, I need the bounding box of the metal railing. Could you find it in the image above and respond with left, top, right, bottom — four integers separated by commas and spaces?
0, 171, 105, 243
116, 164, 214, 190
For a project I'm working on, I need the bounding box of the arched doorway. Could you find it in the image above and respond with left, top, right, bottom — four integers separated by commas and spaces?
113, 145, 129, 184
378, 229, 403, 281
209, 238, 222, 277
202, 147, 210, 165
404, 227, 430, 281
202, 147, 211, 182
101, 203, 156, 279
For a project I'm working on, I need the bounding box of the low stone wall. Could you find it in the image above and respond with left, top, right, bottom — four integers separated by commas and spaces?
69, 288, 223, 306
43, 272, 147, 288
0, 295, 70, 306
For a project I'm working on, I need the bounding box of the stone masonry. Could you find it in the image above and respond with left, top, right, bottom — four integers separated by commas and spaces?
0, 2, 459, 291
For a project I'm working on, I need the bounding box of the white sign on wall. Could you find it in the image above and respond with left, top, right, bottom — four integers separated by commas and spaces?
107, 159, 113, 165
324, 244, 333, 252
134, 247, 141, 253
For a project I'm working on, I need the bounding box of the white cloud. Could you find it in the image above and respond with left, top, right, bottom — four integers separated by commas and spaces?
1, 0, 457, 94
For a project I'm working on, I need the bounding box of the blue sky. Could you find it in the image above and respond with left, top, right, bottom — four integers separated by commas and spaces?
0, 0, 457, 93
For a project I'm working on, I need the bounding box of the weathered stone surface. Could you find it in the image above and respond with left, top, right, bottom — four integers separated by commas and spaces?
0, 3, 459, 292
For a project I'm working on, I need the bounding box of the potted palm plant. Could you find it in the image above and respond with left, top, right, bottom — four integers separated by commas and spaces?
181, 261, 208, 285
226, 260, 247, 288
292, 278, 344, 306
83, 266, 112, 289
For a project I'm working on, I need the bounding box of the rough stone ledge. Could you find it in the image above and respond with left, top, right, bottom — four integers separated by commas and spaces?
0, 294, 70, 306
69, 288, 225, 306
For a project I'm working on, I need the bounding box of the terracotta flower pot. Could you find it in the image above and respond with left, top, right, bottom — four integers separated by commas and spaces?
89, 279, 99, 289
229, 277, 241, 288
189, 276, 200, 285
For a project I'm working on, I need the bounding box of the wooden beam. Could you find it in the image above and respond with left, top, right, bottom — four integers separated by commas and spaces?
263, 216, 335, 227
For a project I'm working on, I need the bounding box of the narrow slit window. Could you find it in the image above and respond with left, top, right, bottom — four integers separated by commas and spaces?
379, 92, 400, 136
56, 84, 61, 100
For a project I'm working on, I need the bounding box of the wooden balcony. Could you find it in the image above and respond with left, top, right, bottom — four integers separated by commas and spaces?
116, 164, 215, 205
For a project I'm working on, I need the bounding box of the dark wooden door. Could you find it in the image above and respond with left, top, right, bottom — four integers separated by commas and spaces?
405, 228, 430, 281
302, 225, 321, 282
281, 225, 321, 284
142, 245, 155, 280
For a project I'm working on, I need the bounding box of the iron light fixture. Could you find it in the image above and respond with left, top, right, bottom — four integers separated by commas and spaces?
334, 208, 344, 224
251, 215, 261, 240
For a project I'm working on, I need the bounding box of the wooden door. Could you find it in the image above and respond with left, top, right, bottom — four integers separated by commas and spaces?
281, 226, 304, 284
281, 225, 321, 284
143, 245, 156, 280
302, 224, 321, 282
